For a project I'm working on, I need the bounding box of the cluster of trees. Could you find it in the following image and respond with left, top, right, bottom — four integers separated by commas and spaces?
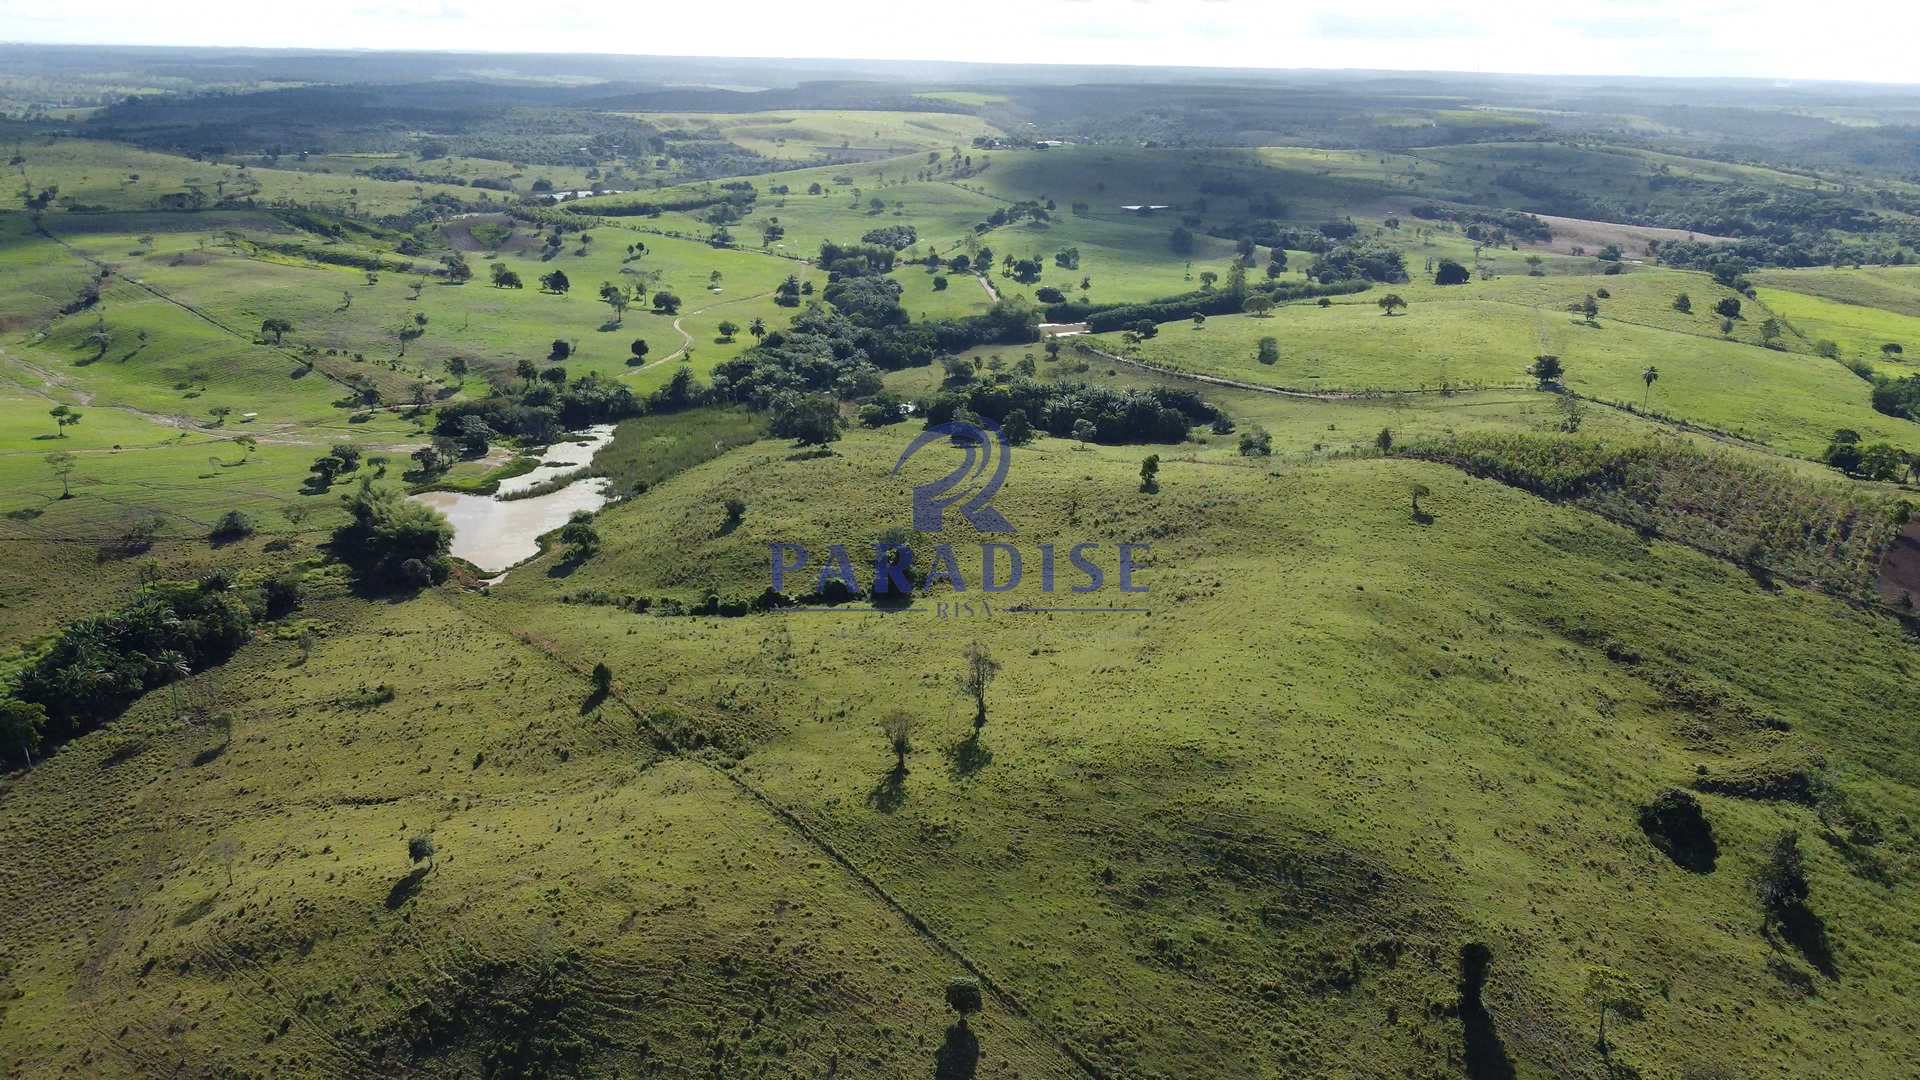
1821, 429, 1912, 482
1055, 279, 1367, 332
1408, 204, 1553, 243
860, 224, 917, 250
1307, 244, 1407, 284
329, 478, 454, 589
918, 378, 1220, 445
4, 580, 258, 765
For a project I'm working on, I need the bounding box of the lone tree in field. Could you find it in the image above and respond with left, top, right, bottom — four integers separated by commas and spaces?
1434, 258, 1470, 285
45, 452, 76, 499
407, 834, 436, 871
945, 978, 983, 1030
590, 662, 612, 697
540, 269, 570, 294
49, 404, 82, 437
1641, 365, 1659, 408
1139, 454, 1160, 494
628, 339, 649, 365
881, 710, 916, 772
1580, 294, 1600, 324
1714, 296, 1742, 319
260, 317, 292, 344
1583, 965, 1647, 1055
1529, 354, 1564, 388
1244, 295, 1274, 317
1257, 336, 1280, 365
957, 643, 1000, 735
1375, 428, 1393, 452
601, 282, 629, 324
717, 319, 740, 342
1072, 418, 1096, 447
1672, 293, 1692, 313
1883, 342, 1904, 359
1377, 293, 1407, 316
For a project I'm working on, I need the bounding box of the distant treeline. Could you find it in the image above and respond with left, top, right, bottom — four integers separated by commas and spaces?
1408, 204, 1553, 242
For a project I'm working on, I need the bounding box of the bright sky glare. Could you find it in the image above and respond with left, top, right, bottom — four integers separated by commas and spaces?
4, 0, 1918, 84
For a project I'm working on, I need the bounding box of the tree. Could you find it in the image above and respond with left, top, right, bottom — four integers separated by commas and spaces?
1238, 425, 1272, 456
1, 700, 46, 767
1672, 293, 1692, 314
1375, 428, 1393, 452
1377, 293, 1407, 316
330, 443, 362, 472
408, 834, 436, 871
629, 339, 650, 365
1139, 454, 1160, 494
489, 263, 522, 289
1883, 342, 1905, 359
560, 510, 600, 560
600, 282, 629, 324
539, 269, 570, 294
1191, 312, 1207, 329
549, 339, 571, 362
1168, 226, 1195, 255
652, 291, 681, 315
1198, 270, 1218, 291
1760, 318, 1782, 345
1575, 966, 1648, 1058
1714, 296, 1742, 319
309, 454, 346, 485
49, 404, 82, 437
1580, 294, 1600, 323
1256, 337, 1280, 365
770, 394, 843, 446
881, 710, 916, 771
45, 451, 76, 499
1244, 295, 1274, 317
1410, 482, 1430, 517
1529, 354, 1564, 387
516, 357, 538, 384
1524, 254, 1544, 275
957, 643, 999, 734
260, 317, 293, 344
1434, 258, 1470, 285
1072, 418, 1096, 447
590, 662, 612, 696
1002, 408, 1034, 446
717, 319, 740, 342
946, 979, 983, 1029
749, 317, 767, 340
540, 366, 569, 386
1642, 365, 1659, 409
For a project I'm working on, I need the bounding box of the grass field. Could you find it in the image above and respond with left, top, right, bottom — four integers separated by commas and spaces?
4, 99, 1920, 1080
618, 110, 1004, 161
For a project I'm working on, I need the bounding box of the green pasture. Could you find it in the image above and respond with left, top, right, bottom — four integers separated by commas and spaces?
617, 109, 1003, 161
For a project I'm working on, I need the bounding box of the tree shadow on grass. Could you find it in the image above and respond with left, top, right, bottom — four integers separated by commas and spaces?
1458, 944, 1516, 1080
385, 866, 430, 910
867, 762, 907, 813
947, 734, 992, 781
932, 1022, 979, 1080
1771, 904, 1837, 978
579, 685, 609, 715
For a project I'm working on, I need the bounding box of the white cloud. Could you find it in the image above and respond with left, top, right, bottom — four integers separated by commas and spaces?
2, 0, 1915, 83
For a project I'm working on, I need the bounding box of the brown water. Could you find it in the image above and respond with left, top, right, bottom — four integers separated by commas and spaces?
409, 425, 615, 572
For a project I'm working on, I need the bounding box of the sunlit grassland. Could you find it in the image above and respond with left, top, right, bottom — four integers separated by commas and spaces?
1086, 273, 1916, 456
1755, 285, 1920, 374
472, 423, 1920, 1078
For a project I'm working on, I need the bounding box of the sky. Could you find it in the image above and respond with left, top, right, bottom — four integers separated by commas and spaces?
4, 0, 1919, 84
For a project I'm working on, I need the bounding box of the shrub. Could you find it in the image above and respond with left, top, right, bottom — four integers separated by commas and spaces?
209, 510, 256, 543
1637, 790, 1718, 872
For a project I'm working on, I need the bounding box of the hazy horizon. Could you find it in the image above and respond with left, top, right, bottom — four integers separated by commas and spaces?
3, 0, 1916, 86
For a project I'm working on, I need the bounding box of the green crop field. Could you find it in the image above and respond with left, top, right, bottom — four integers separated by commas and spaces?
3, 48, 1920, 1080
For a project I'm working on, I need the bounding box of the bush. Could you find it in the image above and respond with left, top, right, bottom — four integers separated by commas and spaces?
209, 510, 256, 543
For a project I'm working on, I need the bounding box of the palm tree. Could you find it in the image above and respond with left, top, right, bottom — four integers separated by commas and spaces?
1641, 365, 1659, 410
749, 317, 766, 340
